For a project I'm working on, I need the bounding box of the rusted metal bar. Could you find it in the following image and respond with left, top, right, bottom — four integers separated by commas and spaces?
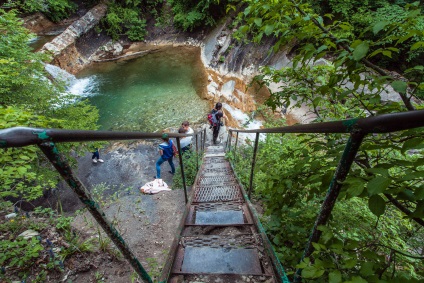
200, 131, 203, 152
248, 133, 260, 199
0, 127, 188, 148
218, 110, 424, 135
176, 137, 188, 203
203, 128, 206, 151
195, 133, 199, 172
234, 131, 239, 166
2, 111, 422, 149
38, 142, 153, 283
293, 130, 365, 282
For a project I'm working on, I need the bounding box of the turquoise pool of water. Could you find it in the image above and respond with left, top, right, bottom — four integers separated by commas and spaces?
76, 47, 209, 132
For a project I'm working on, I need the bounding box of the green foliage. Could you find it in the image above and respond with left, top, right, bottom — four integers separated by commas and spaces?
173, 151, 202, 189
233, 0, 424, 281
5, 0, 77, 22
168, 0, 233, 31
0, 11, 100, 202
0, 206, 93, 281
0, 11, 58, 110
0, 237, 44, 269
102, 2, 149, 41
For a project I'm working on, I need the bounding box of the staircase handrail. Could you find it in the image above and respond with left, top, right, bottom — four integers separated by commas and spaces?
227, 109, 424, 134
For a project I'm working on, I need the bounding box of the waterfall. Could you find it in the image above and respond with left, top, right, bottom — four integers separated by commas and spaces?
44, 63, 95, 96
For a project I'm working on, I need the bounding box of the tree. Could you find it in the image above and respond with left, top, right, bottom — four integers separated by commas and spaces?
232, 0, 424, 281
0, 10, 99, 201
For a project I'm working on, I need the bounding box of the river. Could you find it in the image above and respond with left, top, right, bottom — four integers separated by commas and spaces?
74, 46, 209, 132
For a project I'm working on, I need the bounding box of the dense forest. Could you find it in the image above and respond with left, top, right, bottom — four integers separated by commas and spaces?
0, 0, 423, 282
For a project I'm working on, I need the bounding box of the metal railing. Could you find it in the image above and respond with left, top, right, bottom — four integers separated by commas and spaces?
225, 110, 424, 282
0, 126, 207, 283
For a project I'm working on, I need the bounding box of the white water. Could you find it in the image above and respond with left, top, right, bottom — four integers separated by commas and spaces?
44, 63, 96, 96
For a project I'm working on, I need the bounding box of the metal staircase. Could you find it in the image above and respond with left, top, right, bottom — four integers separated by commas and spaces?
160, 145, 287, 283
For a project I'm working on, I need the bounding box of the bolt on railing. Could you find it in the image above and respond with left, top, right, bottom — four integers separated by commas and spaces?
0, 127, 205, 283
226, 110, 424, 282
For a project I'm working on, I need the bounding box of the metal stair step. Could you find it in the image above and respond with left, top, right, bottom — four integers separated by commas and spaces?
181, 246, 262, 274
198, 175, 237, 186
186, 202, 251, 225
193, 185, 243, 202
173, 235, 264, 275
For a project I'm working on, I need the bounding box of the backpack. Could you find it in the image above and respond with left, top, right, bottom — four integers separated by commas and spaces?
207, 109, 219, 126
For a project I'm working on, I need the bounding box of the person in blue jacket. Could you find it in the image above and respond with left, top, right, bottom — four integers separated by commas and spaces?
155, 133, 175, 179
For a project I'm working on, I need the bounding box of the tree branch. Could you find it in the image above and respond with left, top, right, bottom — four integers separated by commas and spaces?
384, 193, 424, 227
290, 1, 416, 111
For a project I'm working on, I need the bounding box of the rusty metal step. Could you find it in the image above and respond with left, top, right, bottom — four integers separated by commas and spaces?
172, 235, 269, 276
185, 202, 253, 225
161, 145, 284, 283
198, 175, 237, 186
169, 274, 276, 283
193, 185, 243, 202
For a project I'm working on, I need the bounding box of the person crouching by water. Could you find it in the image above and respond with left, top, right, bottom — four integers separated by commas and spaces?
179, 126, 191, 154
155, 133, 175, 179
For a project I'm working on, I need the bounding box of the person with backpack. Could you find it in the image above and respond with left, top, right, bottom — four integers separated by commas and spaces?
155, 133, 176, 179
208, 102, 226, 144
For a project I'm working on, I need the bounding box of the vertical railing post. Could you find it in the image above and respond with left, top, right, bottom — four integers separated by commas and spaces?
195, 132, 199, 172
227, 129, 232, 153
234, 131, 239, 166
203, 128, 206, 151
200, 131, 203, 152
38, 142, 153, 283
294, 130, 365, 282
176, 137, 188, 203
248, 133, 260, 199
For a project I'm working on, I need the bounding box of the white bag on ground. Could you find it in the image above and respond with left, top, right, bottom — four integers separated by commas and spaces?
140, 179, 171, 194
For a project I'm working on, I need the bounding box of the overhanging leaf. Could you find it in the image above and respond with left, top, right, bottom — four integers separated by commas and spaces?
391, 80, 407, 94
264, 25, 274, 36
254, 18, 262, 27
402, 137, 423, 153
368, 195, 386, 217
329, 270, 341, 283
367, 176, 391, 195
373, 21, 389, 35
411, 41, 424, 51
352, 42, 369, 61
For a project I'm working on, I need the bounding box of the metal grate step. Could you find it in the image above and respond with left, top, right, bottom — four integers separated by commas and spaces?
203, 157, 226, 164
198, 175, 237, 186
193, 185, 242, 202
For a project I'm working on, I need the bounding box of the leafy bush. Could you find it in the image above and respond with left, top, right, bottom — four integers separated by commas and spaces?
173, 151, 202, 189
0, 237, 44, 269
5, 0, 77, 22
168, 0, 232, 31
103, 4, 147, 41
0, 11, 100, 202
